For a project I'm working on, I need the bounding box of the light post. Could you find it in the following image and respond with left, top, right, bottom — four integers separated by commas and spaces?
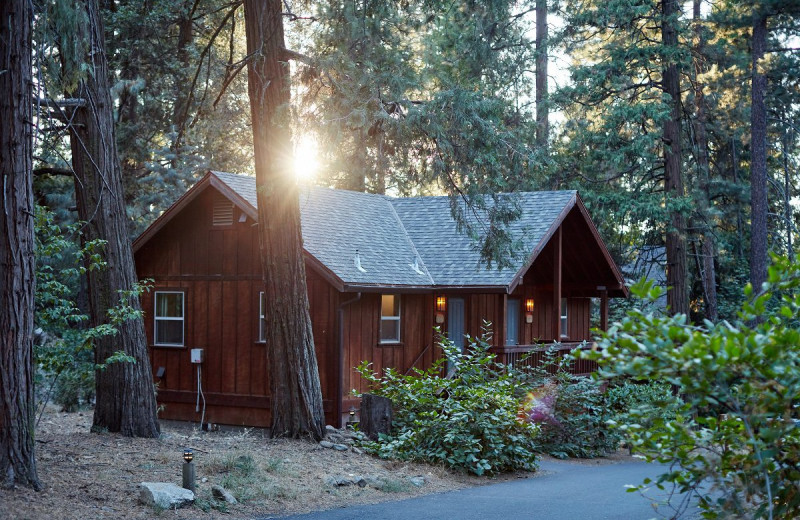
182, 449, 195, 492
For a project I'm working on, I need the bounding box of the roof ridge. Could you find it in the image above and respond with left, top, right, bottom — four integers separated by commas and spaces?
387, 198, 436, 285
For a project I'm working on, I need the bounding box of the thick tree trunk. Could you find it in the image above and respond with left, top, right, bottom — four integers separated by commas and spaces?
692, 0, 718, 322
535, 0, 549, 155
67, 0, 160, 437
0, 0, 41, 490
663, 0, 688, 316
243, 0, 326, 440
750, 11, 768, 292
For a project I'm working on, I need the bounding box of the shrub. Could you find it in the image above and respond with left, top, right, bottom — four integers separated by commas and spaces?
356, 331, 539, 475
517, 349, 621, 458
586, 257, 800, 519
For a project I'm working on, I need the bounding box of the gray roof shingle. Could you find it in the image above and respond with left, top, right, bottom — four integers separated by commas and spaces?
208, 172, 576, 290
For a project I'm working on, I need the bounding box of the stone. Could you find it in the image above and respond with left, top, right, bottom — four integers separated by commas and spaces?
408, 476, 426, 487
138, 482, 194, 509
333, 444, 348, 451
325, 425, 337, 433
211, 485, 238, 505
352, 447, 363, 455
326, 433, 347, 443
324, 475, 354, 487
319, 440, 334, 449
363, 475, 387, 489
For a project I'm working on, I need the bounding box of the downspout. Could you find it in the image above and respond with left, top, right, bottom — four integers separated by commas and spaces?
337, 292, 361, 428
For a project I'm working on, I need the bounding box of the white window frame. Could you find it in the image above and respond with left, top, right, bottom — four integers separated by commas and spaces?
560, 297, 568, 339
379, 294, 401, 344
154, 291, 185, 347
258, 291, 267, 343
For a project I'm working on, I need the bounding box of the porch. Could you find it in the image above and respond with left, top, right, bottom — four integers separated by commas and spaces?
490, 342, 598, 376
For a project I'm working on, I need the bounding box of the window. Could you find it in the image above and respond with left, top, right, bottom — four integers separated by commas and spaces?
258, 292, 266, 343
154, 291, 184, 346
560, 298, 568, 339
379, 294, 401, 343
506, 298, 520, 346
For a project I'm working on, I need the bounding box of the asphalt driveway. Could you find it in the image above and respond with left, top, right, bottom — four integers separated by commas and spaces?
261, 457, 700, 520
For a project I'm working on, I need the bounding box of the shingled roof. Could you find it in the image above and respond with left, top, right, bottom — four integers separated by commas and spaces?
134, 171, 623, 293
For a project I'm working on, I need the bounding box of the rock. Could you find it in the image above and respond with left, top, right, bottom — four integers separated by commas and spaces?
211, 485, 238, 505
325, 475, 354, 487
325, 425, 337, 433
319, 440, 334, 449
408, 476, 426, 487
326, 433, 347, 443
138, 482, 194, 509
333, 443, 348, 451
352, 447, 363, 455
363, 475, 387, 489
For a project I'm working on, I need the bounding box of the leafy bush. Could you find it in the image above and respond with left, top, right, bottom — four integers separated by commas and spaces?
517, 349, 621, 458
605, 380, 680, 432
34, 206, 145, 414
586, 257, 800, 519
356, 331, 539, 475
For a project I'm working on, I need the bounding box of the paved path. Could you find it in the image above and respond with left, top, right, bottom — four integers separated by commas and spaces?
262, 458, 700, 520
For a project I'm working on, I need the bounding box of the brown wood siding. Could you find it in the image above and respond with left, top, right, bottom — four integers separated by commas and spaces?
136, 189, 340, 426
342, 293, 436, 398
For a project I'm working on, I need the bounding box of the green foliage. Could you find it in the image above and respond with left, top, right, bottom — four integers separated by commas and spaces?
586, 259, 800, 519
34, 206, 148, 412
356, 332, 539, 475
516, 348, 621, 459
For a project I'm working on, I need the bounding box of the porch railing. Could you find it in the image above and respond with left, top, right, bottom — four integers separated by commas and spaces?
489, 342, 598, 376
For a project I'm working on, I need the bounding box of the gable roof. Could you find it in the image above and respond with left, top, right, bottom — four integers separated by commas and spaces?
133, 171, 626, 295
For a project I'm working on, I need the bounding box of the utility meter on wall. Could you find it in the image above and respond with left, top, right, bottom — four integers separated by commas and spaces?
190, 348, 204, 364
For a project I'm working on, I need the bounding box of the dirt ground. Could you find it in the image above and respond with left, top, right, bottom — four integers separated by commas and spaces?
4, 407, 635, 519
2, 407, 493, 519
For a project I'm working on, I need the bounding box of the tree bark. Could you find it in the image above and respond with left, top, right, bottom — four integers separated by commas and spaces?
692, 0, 718, 322
0, 0, 41, 490
663, 0, 688, 316
750, 10, 768, 293
243, 0, 326, 440
67, 0, 160, 437
535, 0, 549, 156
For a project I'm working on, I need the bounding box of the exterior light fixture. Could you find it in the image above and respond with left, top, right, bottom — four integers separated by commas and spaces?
182, 449, 195, 492
435, 296, 446, 324
347, 406, 357, 429
525, 298, 534, 323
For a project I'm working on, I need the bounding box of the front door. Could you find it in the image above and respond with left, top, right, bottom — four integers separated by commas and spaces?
447, 298, 465, 374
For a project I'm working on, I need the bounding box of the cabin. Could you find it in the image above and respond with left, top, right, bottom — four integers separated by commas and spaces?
133, 171, 627, 428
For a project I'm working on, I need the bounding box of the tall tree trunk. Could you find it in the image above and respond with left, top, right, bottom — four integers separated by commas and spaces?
0, 0, 41, 490
750, 10, 768, 292
67, 0, 160, 437
535, 0, 549, 156
692, 0, 718, 321
663, 0, 688, 316
243, 0, 325, 440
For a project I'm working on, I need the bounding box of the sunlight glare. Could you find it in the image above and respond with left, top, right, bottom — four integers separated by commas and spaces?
293, 135, 319, 182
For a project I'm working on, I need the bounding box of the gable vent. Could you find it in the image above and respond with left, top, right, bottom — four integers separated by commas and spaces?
212, 196, 234, 226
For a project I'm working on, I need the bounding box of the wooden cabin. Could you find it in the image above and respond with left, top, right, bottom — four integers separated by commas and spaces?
133, 171, 627, 428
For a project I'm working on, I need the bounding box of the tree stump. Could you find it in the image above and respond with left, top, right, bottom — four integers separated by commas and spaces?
360, 394, 393, 440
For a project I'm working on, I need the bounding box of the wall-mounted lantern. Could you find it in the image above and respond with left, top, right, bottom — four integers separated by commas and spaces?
435, 295, 446, 324
525, 298, 534, 323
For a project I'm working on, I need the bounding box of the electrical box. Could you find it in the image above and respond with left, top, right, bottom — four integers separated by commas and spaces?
190, 348, 204, 364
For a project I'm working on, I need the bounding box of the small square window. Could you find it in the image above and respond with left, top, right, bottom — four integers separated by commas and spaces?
379, 294, 401, 343
155, 291, 184, 346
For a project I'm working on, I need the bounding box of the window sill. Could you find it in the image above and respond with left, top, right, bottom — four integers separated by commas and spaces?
151, 344, 185, 349
377, 342, 404, 348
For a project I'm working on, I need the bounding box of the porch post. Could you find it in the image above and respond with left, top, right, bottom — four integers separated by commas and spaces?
599, 286, 608, 331
552, 227, 562, 340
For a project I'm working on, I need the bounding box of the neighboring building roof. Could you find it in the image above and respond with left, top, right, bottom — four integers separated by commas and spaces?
133, 171, 625, 294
